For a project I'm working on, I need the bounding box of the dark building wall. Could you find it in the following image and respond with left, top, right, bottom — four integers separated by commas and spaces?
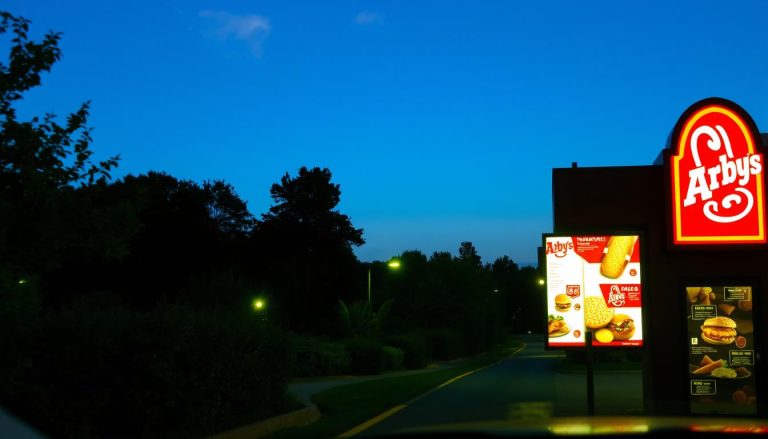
552, 164, 766, 415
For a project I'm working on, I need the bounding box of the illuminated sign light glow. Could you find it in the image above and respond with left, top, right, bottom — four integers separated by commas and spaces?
668, 98, 767, 245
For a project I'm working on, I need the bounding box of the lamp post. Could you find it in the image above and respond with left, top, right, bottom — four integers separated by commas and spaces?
368, 258, 401, 304
252, 297, 267, 322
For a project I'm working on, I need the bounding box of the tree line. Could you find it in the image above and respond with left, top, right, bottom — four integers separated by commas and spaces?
0, 10, 544, 436
0, 9, 543, 336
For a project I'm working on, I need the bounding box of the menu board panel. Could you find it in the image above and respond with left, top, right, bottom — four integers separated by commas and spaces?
686, 285, 757, 415
545, 235, 643, 348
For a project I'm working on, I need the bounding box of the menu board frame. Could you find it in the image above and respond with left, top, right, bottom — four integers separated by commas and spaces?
682, 277, 762, 416
543, 232, 645, 350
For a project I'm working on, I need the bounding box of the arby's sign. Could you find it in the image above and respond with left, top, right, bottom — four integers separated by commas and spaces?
668, 98, 767, 245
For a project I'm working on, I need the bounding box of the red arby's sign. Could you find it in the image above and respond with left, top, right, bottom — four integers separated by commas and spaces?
668, 98, 767, 245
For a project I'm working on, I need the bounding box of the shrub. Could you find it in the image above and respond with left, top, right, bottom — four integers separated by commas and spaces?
386, 333, 431, 369
344, 338, 386, 375
0, 305, 292, 438
381, 346, 404, 371
291, 335, 351, 377
421, 328, 469, 360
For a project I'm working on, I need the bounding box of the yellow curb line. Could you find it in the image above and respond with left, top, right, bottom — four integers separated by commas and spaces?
336, 342, 527, 438
337, 405, 407, 438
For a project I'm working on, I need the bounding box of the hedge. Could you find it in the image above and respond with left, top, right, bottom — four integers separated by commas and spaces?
0, 305, 292, 438
291, 336, 350, 377
386, 333, 431, 369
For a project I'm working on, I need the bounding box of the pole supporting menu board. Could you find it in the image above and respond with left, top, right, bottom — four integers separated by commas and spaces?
686, 285, 757, 415
544, 234, 643, 348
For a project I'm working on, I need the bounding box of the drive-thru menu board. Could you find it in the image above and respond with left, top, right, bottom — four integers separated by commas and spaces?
545, 235, 643, 348
687, 285, 757, 415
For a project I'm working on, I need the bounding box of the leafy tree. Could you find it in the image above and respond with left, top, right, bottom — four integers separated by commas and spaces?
458, 241, 481, 269
0, 11, 121, 304
255, 166, 364, 333
261, 167, 364, 248
203, 180, 255, 238
490, 255, 518, 274
85, 172, 257, 309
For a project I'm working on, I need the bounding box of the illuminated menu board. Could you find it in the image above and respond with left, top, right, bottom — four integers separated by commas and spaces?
545, 235, 643, 348
687, 285, 757, 415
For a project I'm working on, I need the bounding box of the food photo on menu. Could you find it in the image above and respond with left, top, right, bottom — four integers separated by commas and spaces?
686, 286, 757, 415
545, 235, 643, 348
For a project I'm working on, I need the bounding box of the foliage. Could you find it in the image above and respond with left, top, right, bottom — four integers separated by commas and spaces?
291, 335, 351, 377
344, 338, 387, 375
203, 179, 255, 237
71, 171, 256, 309
255, 166, 364, 334
337, 298, 393, 339
381, 345, 404, 371
0, 268, 40, 324
0, 305, 292, 438
421, 328, 470, 360
386, 333, 431, 369
0, 11, 122, 280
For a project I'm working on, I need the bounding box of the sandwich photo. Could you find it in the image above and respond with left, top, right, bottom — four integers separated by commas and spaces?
554, 293, 572, 312
700, 316, 737, 345
607, 314, 635, 340
600, 236, 637, 279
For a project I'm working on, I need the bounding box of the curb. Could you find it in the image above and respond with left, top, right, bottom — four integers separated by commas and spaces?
337, 343, 527, 438
207, 404, 321, 439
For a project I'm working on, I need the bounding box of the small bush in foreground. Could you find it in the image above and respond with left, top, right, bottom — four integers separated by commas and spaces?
292, 335, 350, 377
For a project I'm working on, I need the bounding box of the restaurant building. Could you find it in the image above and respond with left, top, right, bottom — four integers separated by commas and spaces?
546, 98, 766, 416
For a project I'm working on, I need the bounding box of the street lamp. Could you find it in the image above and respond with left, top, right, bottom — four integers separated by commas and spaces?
368, 257, 401, 304
252, 297, 266, 312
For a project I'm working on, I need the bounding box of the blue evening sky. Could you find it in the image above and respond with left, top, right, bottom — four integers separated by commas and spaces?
5, 1, 768, 265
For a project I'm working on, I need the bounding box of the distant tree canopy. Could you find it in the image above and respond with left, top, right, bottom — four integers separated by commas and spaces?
0, 9, 544, 343
255, 166, 364, 333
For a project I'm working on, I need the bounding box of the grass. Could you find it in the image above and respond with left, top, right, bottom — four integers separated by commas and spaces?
269, 340, 524, 438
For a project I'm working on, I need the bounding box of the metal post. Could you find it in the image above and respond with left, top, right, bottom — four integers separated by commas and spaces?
586, 331, 595, 416
367, 267, 371, 304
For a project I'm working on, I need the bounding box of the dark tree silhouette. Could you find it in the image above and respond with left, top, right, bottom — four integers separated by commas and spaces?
0, 11, 121, 305
255, 166, 364, 333
203, 180, 255, 238
458, 241, 481, 269
490, 255, 519, 274
53, 172, 257, 310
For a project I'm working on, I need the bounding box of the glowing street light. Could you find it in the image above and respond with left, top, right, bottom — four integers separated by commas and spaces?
387, 259, 401, 269
538, 278, 546, 286
368, 257, 402, 304
252, 298, 266, 312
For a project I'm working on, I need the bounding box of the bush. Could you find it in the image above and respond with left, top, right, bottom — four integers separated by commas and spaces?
386, 333, 431, 369
345, 338, 386, 375
291, 336, 350, 377
0, 305, 292, 438
381, 346, 404, 371
421, 328, 469, 360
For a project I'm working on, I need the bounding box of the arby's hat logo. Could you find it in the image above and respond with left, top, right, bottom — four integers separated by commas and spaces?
668, 98, 766, 245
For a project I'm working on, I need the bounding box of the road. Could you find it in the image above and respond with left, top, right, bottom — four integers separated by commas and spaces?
359, 336, 643, 437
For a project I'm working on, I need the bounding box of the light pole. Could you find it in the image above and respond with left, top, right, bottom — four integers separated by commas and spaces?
252, 297, 267, 322
368, 258, 401, 304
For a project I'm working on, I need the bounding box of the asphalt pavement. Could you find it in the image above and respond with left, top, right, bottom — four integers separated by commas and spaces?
359, 336, 643, 437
